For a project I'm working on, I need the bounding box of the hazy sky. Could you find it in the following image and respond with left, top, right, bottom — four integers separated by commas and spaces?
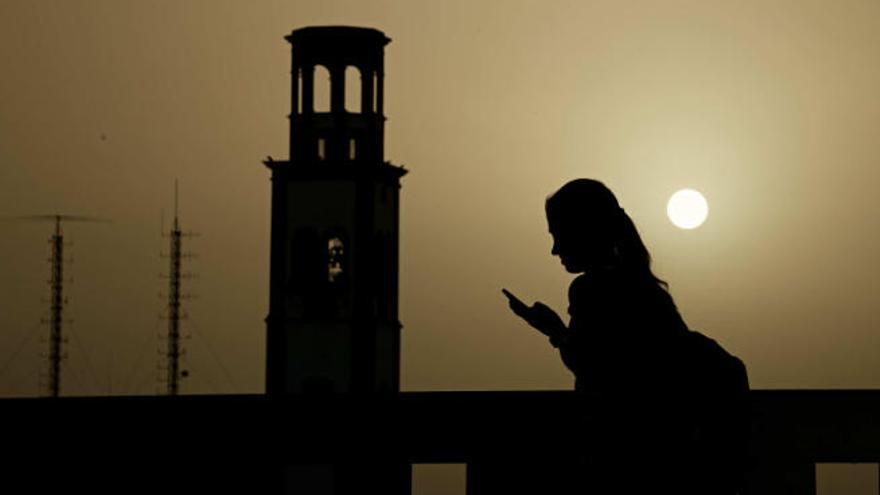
2, 0, 880, 398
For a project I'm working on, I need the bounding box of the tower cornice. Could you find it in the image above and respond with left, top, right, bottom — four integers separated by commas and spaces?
264, 160, 407, 182
285, 26, 391, 46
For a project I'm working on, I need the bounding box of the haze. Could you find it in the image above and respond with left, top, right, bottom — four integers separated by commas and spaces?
2, 0, 880, 398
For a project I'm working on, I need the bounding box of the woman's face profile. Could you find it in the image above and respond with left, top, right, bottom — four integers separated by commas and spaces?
548, 218, 592, 273
546, 180, 623, 275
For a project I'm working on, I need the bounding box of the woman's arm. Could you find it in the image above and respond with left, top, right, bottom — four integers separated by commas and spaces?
548, 329, 571, 348
503, 289, 567, 339
502, 287, 583, 373
557, 274, 603, 375
556, 334, 579, 375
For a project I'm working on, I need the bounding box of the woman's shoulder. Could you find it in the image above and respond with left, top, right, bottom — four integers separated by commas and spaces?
569, 266, 669, 313
569, 265, 628, 290
568, 266, 628, 303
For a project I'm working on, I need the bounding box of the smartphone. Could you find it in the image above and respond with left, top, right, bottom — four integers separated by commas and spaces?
502, 288, 529, 312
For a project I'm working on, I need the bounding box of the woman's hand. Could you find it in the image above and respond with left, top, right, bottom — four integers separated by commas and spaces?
503, 289, 566, 339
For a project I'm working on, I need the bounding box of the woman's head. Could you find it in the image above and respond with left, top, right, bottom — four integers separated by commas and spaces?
545, 179, 666, 287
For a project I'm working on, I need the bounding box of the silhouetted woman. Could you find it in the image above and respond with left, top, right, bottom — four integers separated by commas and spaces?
504, 179, 749, 494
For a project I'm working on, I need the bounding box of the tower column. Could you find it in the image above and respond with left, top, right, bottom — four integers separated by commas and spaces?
361, 67, 374, 114
330, 63, 345, 114
289, 62, 300, 159
377, 70, 384, 116
301, 65, 314, 114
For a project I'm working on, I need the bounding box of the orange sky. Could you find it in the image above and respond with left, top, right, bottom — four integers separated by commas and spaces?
2, 0, 880, 399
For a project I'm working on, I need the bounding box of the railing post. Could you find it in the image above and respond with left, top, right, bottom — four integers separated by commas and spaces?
746, 461, 816, 495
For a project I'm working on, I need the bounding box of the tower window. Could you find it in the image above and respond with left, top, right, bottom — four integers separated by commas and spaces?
325, 230, 350, 314
289, 227, 321, 317
344, 66, 361, 113
313, 65, 331, 113
296, 68, 303, 114
373, 72, 379, 113
328, 237, 344, 283
375, 233, 389, 318
348, 138, 356, 160
317, 138, 326, 161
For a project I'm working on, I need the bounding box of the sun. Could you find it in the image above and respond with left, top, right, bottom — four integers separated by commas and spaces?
667, 189, 708, 229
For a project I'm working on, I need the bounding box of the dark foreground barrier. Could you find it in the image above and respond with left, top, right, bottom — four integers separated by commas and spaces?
4, 390, 880, 494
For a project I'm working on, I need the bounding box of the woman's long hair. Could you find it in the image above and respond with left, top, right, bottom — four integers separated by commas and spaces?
545, 178, 668, 290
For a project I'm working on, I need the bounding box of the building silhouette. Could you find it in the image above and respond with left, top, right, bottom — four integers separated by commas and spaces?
4, 25, 880, 495
265, 27, 406, 396
264, 26, 410, 493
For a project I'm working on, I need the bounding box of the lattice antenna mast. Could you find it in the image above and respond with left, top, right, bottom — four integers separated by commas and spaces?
9, 213, 109, 397
163, 182, 196, 395
167, 182, 183, 395
47, 215, 64, 397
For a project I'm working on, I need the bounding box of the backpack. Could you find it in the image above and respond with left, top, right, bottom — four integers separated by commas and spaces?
677, 330, 751, 492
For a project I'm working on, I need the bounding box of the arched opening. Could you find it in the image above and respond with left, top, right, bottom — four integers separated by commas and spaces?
344, 66, 361, 113
317, 138, 326, 161
327, 236, 345, 283
313, 65, 331, 113
289, 227, 322, 316
374, 232, 390, 318
325, 229, 350, 314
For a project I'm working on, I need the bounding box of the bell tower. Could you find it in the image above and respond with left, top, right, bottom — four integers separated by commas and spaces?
265, 26, 407, 395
